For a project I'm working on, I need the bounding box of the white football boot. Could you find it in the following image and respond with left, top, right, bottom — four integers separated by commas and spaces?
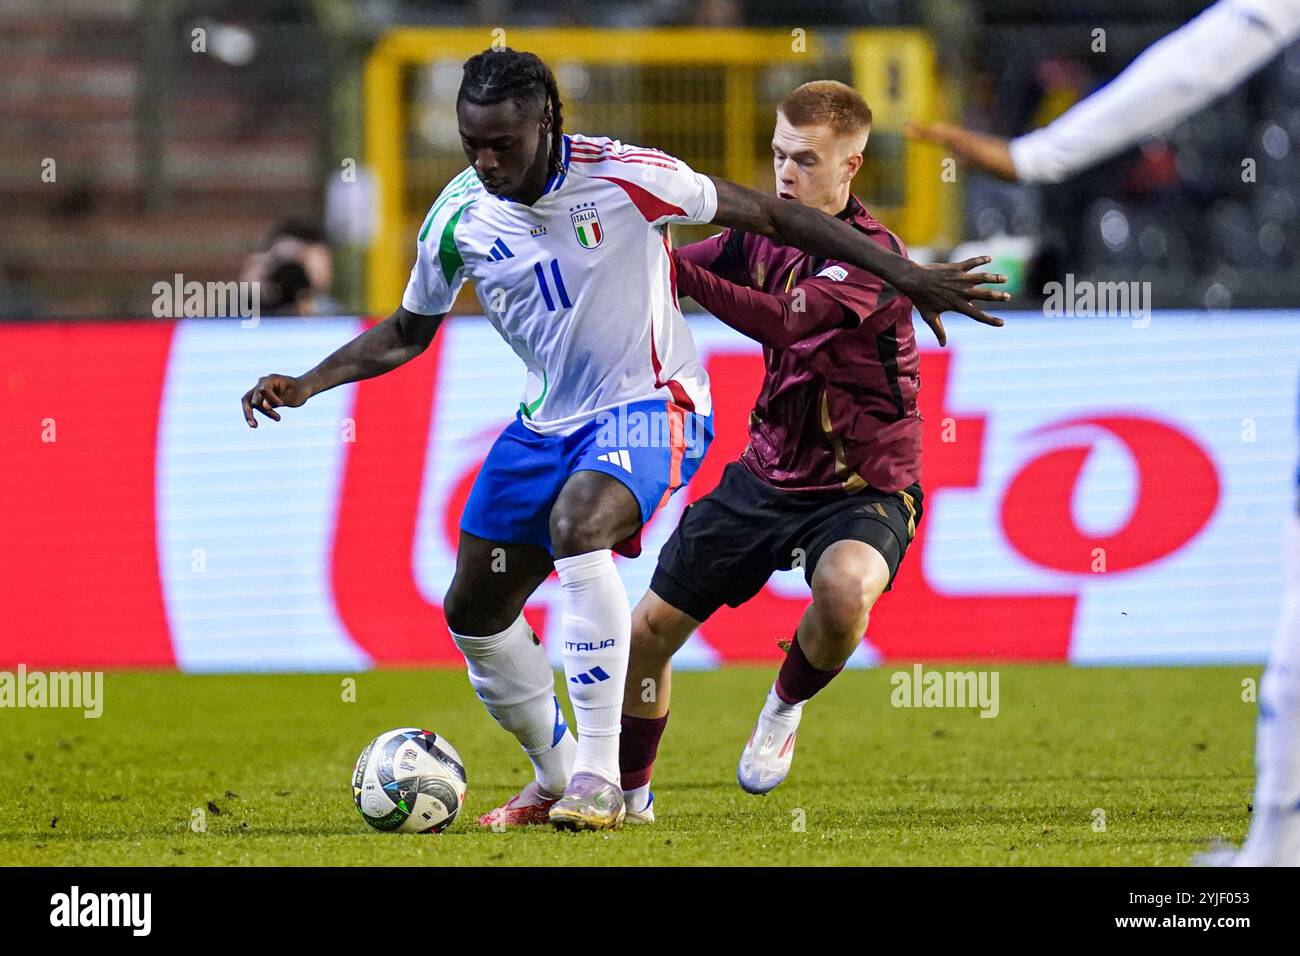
737, 690, 803, 795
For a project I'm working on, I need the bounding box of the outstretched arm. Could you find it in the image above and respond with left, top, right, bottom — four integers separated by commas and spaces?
906, 0, 1300, 183
241, 305, 444, 427
707, 176, 1007, 346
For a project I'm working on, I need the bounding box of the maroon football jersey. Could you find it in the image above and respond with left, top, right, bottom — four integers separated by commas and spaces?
675, 194, 920, 494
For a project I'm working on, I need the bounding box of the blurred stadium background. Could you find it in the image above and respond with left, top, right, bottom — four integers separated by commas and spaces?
8, 0, 1300, 316
2, 0, 1298, 671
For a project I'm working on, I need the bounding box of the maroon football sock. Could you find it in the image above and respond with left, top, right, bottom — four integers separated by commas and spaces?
775, 634, 844, 705
619, 712, 669, 790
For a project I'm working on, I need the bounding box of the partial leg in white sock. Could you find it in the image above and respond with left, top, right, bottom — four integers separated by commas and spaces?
1240, 513, 1300, 865
555, 550, 630, 784
451, 614, 575, 796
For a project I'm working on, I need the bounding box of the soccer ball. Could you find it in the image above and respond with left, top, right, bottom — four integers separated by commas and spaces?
352, 728, 468, 833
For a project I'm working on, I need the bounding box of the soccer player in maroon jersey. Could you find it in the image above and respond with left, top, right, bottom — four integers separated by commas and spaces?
617, 81, 1002, 818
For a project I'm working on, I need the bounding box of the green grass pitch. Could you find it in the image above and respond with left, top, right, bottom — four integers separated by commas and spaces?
0, 665, 1259, 866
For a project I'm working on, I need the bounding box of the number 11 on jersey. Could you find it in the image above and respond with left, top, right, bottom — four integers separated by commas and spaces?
533, 258, 572, 311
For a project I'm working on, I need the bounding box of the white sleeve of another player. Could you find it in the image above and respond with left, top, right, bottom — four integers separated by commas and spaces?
1009, 0, 1300, 184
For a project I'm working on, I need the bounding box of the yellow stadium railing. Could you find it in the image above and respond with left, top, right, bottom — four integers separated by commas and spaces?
363, 27, 956, 313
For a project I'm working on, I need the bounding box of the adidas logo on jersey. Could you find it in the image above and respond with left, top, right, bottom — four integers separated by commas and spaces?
487, 238, 514, 261
596, 450, 632, 472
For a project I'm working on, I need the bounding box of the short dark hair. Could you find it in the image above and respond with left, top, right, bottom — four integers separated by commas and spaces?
459, 48, 565, 174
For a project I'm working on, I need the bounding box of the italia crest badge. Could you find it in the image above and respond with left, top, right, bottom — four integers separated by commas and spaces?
570, 204, 604, 249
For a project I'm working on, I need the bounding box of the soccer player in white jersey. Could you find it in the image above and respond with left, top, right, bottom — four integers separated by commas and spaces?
909, 0, 1300, 865
240, 48, 1008, 831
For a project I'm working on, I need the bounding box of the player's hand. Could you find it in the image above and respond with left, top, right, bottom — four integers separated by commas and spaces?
904, 121, 1019, 182
241, 374, 311, 428
897, 256, 1009, 347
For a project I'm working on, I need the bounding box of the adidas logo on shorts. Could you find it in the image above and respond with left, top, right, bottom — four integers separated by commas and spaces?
596, 450, 632, 472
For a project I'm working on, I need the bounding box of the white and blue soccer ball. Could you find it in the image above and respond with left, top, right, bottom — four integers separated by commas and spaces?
352, 728, 468, 833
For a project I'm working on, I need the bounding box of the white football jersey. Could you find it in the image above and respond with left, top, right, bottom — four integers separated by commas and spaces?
402, 134, 718, 435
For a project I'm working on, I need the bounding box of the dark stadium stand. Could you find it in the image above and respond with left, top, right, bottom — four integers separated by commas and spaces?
0, 0, 328, 318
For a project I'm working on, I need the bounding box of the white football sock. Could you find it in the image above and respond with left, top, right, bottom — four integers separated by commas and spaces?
1241, 513, 1300, 864
555, 549, 630, 784
765, 683, 804, 718
624, 784, 652, 813
450, 614, 575, 796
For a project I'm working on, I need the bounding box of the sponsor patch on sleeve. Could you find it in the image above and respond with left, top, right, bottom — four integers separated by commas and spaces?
816, 265, 849, 282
